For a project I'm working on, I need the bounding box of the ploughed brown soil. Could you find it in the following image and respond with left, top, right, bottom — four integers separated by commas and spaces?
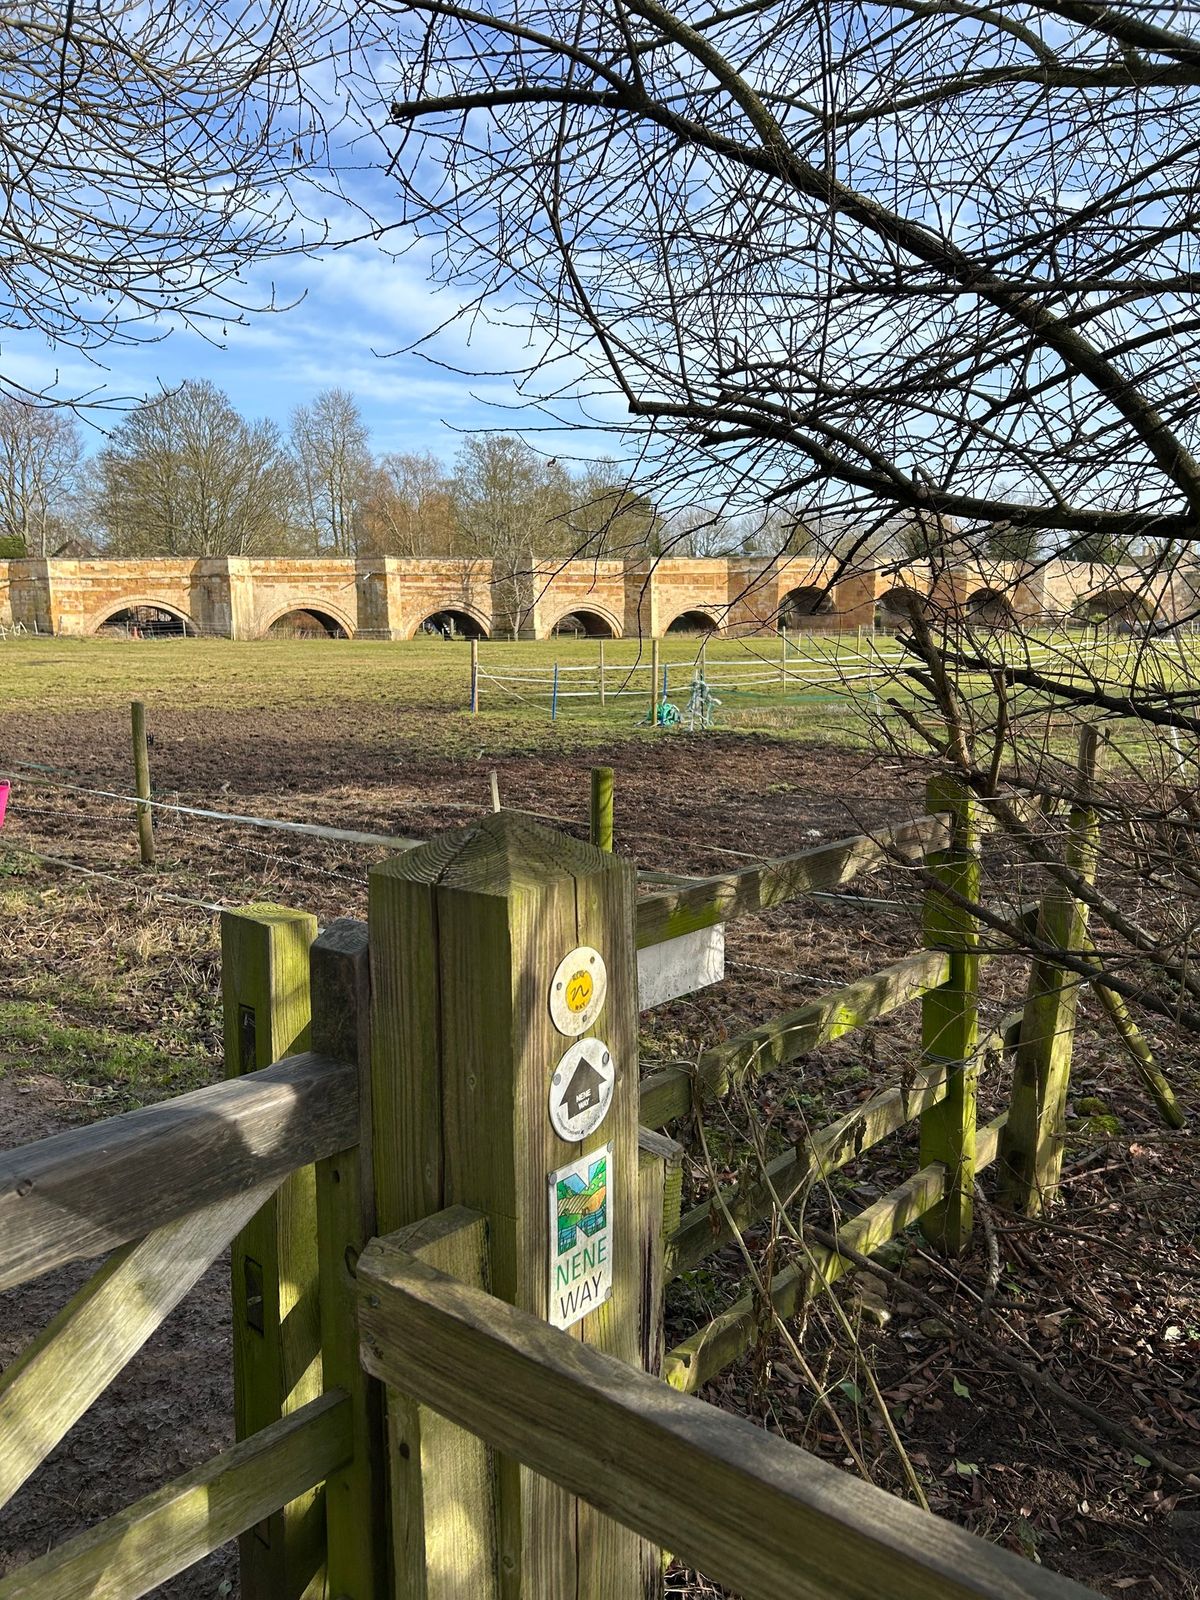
0, 700, 1197, 1597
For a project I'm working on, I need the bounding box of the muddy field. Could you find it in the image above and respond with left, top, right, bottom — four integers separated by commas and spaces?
1, 689, 1197, 1597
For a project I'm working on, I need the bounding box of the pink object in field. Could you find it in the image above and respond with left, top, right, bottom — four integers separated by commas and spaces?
0, 782, 8, 828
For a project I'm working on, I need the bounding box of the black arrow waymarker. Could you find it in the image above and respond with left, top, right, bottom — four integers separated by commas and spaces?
561, 1057, 606, 1120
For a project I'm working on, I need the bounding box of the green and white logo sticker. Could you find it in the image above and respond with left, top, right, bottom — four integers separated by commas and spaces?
548, 1144, 613, 1330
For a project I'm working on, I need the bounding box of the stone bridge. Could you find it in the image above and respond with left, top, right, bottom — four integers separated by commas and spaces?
0, 553, 1189, 639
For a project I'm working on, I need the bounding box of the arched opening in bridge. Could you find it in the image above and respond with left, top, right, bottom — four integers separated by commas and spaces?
777, 586, 834, 629
416, 608, 488, 640
665, 609, 719, 635
966, 588, 1017, 628
875, 587, 928, 629
1073, 589, 1153, 628
268, 608, 350, 639
550, 610, 618, 639
95, 603, 194, 638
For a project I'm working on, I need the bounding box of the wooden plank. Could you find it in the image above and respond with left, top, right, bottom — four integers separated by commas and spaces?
381, 1208, 499, 1600
357, 1239, 1099, 1600
1002, 728, 1099, 1214
0, 1179, 276, 1511
637, 924, 725, 1010
639, 949, 951, 1126
663, 1112, 1009, 1396
634, 812, 949, 949
310, 919, 386, 1600
919, 776, 980, 1255
0, 1052, 357, 1292
0, 1393, 352, 1600
220, 904, 324, 1600
667, 1065, 953, 1279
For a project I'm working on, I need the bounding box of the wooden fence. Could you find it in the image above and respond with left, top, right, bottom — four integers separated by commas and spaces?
0, 778, 1118, 1598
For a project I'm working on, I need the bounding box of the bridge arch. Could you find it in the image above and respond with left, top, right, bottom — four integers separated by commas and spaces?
1073, 588, 1154, 626
778, 585, 834, 628
875, 585, 929, 628
260, 601, 356, 639
91, 598, 195, 637
965, 587, 1018, 628
664, 606, 722, 635
408, 604, 491, 640
543, 604, 622, 639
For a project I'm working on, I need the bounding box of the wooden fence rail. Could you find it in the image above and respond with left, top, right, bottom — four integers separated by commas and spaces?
0, 1050, 357, 1290
357, 1227, 1097, 1600
0, 767, 1122, 1599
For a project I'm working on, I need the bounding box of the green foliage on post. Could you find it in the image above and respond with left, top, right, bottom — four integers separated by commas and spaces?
220, 904, 324, 1600
918, 774, 980, 1254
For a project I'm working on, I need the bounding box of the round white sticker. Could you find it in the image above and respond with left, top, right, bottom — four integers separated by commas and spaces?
548, 945, 607, 1037
549, 1037, 615, 1142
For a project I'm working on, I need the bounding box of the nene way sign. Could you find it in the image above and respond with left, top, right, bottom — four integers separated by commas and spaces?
548, 1145, 613, 1330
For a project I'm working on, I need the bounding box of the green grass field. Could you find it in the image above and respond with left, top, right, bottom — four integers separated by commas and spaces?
2, 626, 1194, 763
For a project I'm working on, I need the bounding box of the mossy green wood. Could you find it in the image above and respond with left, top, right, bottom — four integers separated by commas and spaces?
130, 699, 154, 866
371, 1208, 499, 1600
1002, 728, 1100, 1214
310, 920, 387, 1600
662, 1111, 1008, 1395
639, 948, 951, 1127
0, 1178, 274, 1512
368, 813, 646, 1599
635, 1130, 681, 1600
0, 1393, 352, 1600
591, 765, 615, 852
220, 905, 324, 1600
919, 776, 980, 1254
358, 1233, 1099, 1600
634, 813, 949, 949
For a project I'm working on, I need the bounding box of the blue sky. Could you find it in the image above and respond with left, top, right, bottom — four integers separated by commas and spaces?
4, 203, 620, 469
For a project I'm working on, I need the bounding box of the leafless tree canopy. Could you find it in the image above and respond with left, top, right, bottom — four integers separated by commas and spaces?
1, 2, 346, 397
364, 0, 1200, 558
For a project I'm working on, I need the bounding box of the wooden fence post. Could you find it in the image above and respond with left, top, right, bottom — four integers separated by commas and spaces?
918, 775, 979, 1254
221, 905, 324, 1599
470, 638, 480, 713
310, 918, 387, 1599
368, 812, 647, 1596
650, 638, 660, 725
131, 701, 155, 867
1001, 727, 1100, 1214
599, 639, 606, 707
591, 766, 614, 852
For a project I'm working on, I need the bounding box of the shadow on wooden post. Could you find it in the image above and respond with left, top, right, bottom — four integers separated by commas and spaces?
310, 918, 388, 1598
918, 775, 980, 1255
1001, 727, 1100, 1215
220, 905, 324, 1600
367, 811, 650, 1596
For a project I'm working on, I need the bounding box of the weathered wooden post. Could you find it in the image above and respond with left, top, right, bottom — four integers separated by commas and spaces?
470, 638, 480, 713
591, 766, 614, 852
918, 774, 980, 1254
366, 812, 648, 1595
311, 919, 387, 1598
1001, 726, 1100, 1214
599, 638, 606, 708
649, 638, 660, 726
221, 905, 324, 1598
130, 700, 155, 867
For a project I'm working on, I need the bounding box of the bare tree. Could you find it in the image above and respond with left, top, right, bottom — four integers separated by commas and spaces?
0, 399, 84, 555
290, 389, 373, 555
356, 450, 458, 556
2, 2, 351, 403
98, 381, 297, 556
